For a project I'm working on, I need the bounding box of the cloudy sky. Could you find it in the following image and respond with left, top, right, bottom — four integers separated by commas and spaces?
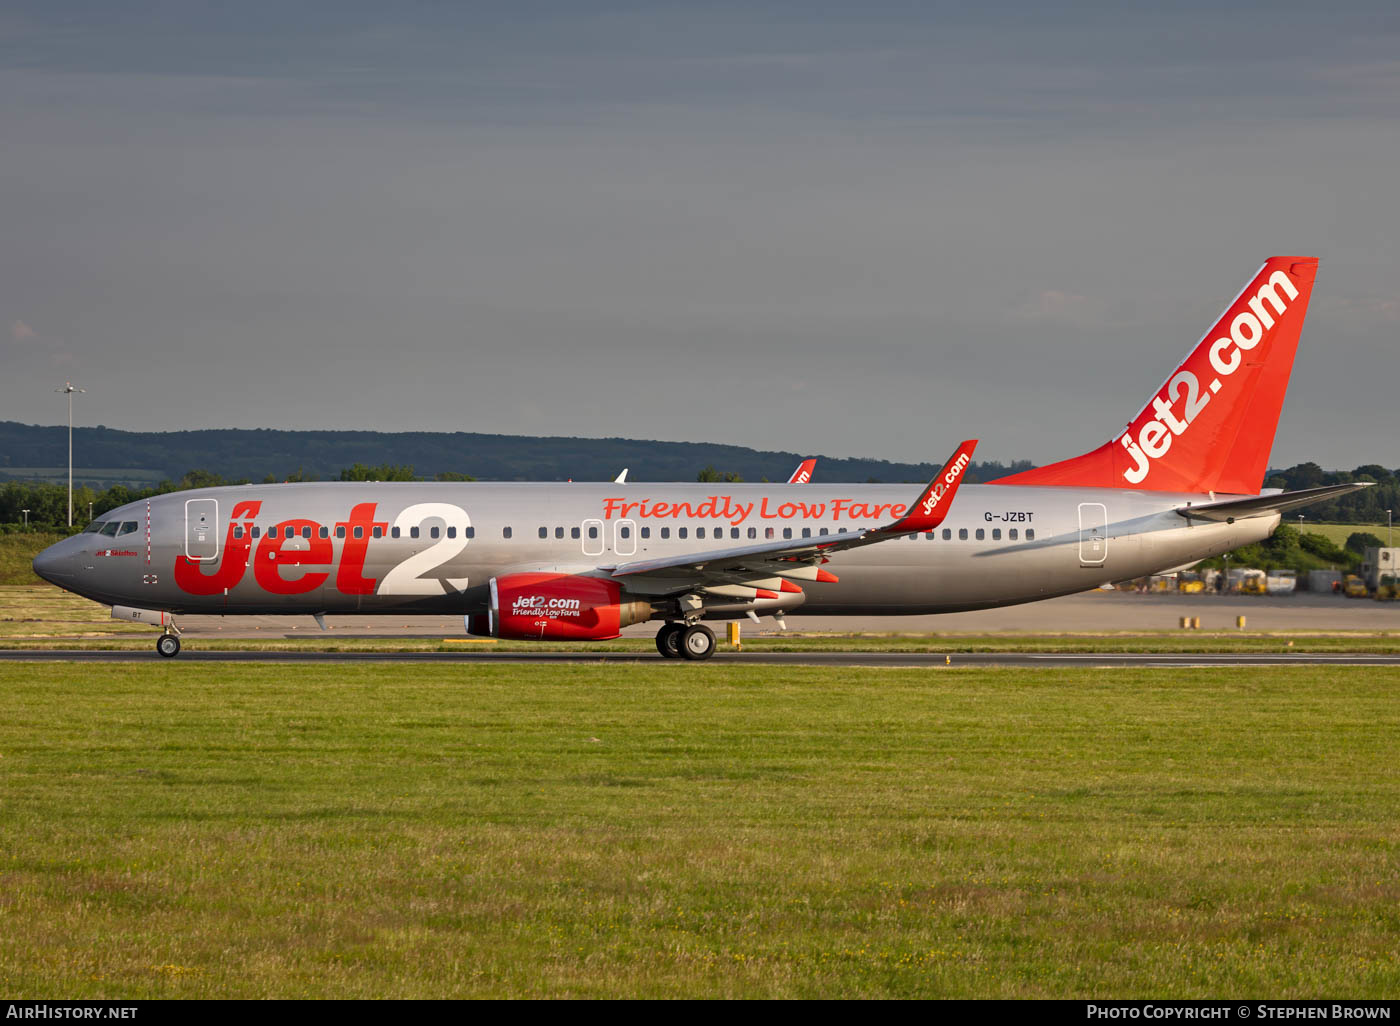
2, 1, 1397, 469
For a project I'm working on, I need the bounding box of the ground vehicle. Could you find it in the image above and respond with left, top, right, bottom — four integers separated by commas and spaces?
1265, 569, 1297, 595
1344, 575, 1369, 598
1375, 574, 1398, 601
1177, 572, 1206, 594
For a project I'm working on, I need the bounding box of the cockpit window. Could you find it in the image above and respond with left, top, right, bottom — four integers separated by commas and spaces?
100, 522, 121, 537
84, 521, 106, 534
118, 521, 139, 536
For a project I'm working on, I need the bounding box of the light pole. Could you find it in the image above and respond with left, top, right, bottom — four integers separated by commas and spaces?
55, 382, 85, 526
21, 509, 29, 527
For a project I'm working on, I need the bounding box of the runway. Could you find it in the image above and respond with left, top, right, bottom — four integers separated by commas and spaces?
4, 649, 1398, 667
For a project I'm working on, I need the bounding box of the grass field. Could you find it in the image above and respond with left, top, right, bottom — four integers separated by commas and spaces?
0, 662, 1395, 998
1302, 523, 1393, 549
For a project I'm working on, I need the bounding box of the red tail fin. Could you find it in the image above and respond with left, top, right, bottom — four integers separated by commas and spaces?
788, 458, 816, 484
991, 257, 1318, 494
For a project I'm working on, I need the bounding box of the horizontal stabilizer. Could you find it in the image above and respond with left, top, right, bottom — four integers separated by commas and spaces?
1176, 483, 1372, 523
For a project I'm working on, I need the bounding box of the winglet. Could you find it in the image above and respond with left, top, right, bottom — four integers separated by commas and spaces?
883, 440, 978, 534
788, 458, 816, 484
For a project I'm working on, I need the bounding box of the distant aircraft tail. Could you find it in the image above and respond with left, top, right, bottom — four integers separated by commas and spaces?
991, 256, 1319, 494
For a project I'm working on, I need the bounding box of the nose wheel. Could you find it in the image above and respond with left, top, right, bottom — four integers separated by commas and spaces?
156, 634, 181, 658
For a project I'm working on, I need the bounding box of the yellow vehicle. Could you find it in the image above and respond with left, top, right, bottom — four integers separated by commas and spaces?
1242, 574, 1268, 595
1344, 574, 1369, 598
1177, 572, 1206, 594
1376, 574, 1399, 601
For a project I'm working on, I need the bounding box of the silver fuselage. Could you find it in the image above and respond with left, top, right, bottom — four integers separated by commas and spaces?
33, 481, 1276, 620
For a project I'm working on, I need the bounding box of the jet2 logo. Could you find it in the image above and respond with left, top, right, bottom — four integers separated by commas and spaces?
1120, 269, 1299, 485
174, 500, 472, 597
921, 452, 971, 517
511, 596, 583, 619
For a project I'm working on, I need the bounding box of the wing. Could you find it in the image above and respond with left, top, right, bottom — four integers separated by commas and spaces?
787, 458, 816, 484
1176, 483, 1372, 522
605, 440, 977, 599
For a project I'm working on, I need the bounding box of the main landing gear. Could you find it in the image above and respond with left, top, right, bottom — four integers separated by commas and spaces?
655, 622, 716, 661
156, 633, 181, 658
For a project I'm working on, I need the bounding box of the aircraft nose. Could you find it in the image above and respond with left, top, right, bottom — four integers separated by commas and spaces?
32, 539, 76, 583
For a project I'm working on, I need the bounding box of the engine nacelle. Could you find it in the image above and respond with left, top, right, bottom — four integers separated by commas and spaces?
466, 572, 652, 641
111, 605, 172, 628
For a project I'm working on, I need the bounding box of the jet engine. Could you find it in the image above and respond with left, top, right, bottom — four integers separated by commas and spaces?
466, 572, 652, 641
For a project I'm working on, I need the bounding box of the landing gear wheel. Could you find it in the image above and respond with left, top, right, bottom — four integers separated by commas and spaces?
656, 623, 684, 659
156, 634, 181, 658
680, 624, 716, 661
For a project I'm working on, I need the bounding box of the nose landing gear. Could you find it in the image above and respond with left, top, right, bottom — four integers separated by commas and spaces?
155, 617, 183, 658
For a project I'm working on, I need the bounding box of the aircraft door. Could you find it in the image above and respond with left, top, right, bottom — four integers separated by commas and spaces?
581, 518, 604, 557
614, 519, 637, 556
1078, 502, 1107, 566
185, 498, 219, 562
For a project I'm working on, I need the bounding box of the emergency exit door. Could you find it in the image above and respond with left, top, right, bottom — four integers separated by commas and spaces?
185, 498, 219, 562
1078, 502, 1107, 566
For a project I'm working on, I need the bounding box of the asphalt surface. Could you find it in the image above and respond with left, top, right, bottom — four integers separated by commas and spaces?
4, 649, 1399, 667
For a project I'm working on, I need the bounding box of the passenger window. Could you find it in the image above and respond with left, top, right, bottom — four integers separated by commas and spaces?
783, 528, 792, 539
748, 527, 757, 539
1026, 529, 1035, 541
678, 528, 688, 540
765, 528, 774, 539
820, 528, 829, 536
641, 527, 650, 539
233, 526, 243, 539
555, 527, 565, 539
621, 525, 631, 539
571, 526, 580, 539
661, 527, 670, 539
697, 527, 706, 539
587, 525, 597, 539
119, 521, 139, 536
372, 526, 383, 539
503, 527, 512, 539
336, 526, 345, 539
101, 522, 120, 537
410, 526, 420, 539
466, 527, 475, 539
390, 526, 399, 539
992, 528, 1001, 540
975, 529, 985, 540
251, 526, 261, 538
925, 532, 935, 540
731, 528, 740, 539
958, 528, 968, 540
430, 526, 440, 539
447, 526, 457, 539
1009, 528, 1018, 540
539, 527, 548, 539
802, 528, 811, 538
942, 528, 952, 540
354, 526, 364, 539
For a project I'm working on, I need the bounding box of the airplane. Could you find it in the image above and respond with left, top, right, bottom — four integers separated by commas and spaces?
33, 256, 1368, 660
